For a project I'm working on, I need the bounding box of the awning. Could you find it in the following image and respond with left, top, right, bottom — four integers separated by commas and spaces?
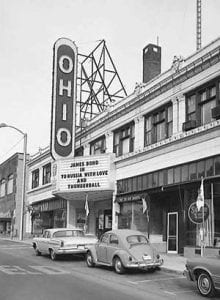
0, 210, 12, 220
53, 189, 113, 202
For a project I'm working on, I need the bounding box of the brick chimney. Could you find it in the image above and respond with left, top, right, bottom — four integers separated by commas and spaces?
143, 44, 161, 83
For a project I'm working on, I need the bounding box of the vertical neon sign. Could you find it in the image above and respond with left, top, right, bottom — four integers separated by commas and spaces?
51, 38, 77, 159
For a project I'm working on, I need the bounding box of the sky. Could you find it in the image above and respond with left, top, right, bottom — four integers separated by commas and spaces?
0, 0, 219, 163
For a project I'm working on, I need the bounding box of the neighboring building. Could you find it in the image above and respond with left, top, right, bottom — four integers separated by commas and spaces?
26, 37, 220, 255
0, 153, 25, 237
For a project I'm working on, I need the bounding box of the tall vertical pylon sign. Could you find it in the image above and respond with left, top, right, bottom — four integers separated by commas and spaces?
50, 38, 78, 160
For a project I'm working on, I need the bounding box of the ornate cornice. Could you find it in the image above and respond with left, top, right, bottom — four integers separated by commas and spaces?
76, 45, 220, 141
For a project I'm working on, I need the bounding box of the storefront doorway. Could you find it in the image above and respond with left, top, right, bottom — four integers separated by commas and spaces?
167, 212, 178, 253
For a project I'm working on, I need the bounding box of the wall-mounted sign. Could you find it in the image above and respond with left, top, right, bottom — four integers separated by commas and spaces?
54, 155, 115, 192
50, 38, 77, 160
188, 202, 209, 224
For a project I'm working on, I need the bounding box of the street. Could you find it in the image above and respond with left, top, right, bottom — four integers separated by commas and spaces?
0, 239, 216, 300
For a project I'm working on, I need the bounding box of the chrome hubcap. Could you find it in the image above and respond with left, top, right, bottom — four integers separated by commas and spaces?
199, 275, 211, 294
116, 260, 121, 271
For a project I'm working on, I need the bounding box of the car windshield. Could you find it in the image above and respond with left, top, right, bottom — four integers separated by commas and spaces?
126, 235, 148, 245
53, 230, 85, 238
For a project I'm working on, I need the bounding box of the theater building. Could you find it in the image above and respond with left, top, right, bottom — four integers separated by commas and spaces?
26, 37, 220, 254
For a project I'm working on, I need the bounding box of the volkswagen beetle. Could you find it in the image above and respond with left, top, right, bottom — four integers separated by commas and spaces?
86, 229, 163, 274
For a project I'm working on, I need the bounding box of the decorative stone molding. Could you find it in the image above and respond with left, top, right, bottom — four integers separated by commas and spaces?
114, 120, 220, 162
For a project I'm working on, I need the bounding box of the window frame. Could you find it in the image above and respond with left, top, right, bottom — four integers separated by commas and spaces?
32, 169, 40, 189
144, 103, 173, 146
90, 135, 106, 155
7, 174, 13, 195
113, 122, 135, 157
0, 179, 6, 197
42, 163, 51, 185
185, 77, 220, 126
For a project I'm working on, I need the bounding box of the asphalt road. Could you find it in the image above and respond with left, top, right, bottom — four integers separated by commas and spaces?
0, 239, 216, 300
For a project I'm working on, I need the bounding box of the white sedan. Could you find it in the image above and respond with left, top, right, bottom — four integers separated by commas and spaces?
32, 228, 97, 260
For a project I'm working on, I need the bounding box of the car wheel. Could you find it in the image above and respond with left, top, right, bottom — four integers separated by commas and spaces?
197, 272, 215, 297
86, 251, 95, 267
50, 249, 57, 261
114, 257, 125, 274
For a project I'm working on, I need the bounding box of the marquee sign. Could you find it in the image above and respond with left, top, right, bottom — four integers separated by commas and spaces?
50, 38, 78, 160
188, 202, 209, 224
54, 155, 115, 192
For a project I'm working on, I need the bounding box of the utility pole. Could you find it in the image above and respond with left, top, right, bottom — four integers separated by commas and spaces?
196, 0, 202, 50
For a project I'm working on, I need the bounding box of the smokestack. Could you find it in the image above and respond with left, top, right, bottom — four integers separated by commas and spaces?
143, 44, 161, 83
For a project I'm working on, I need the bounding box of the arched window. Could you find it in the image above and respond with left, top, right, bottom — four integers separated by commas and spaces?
7, 174, 13, 194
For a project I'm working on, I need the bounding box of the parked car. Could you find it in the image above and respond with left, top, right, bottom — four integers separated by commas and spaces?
86, 229, 163, 274
32, 228, 97, 260
184, 256, 220, 297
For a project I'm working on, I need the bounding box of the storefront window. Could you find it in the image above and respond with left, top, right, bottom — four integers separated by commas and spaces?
158, 171, 164, 186
142, 174, 148, 189
206, 158, 214, 177
152, 172, 158, 187
167, 168, 173, 184
181, 165, 189, 182
127, 178, 133, 193
174, 167, 181, 183
215, 156, 220, 175
132, 177, 137, 191
118, 201, 148, 232
118, 203, 132, 229
197, 160, 205, 178
148, 173, 153, 188
137, 176, 142, 191
189, 163, 196, 180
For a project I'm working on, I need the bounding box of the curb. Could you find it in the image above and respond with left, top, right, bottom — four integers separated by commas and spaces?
160, 266, 184, 276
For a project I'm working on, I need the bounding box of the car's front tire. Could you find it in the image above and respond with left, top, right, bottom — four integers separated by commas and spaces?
197, 272, 215, 297
114, 257, 125, 274
50, 249, 57, 261
86, 251, 95, 267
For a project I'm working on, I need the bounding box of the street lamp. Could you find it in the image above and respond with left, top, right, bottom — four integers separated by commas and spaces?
0, 123, 27, 240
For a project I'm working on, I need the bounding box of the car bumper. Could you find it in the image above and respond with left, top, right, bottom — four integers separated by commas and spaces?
126, 259, 164, 269
55, 248, 88, 255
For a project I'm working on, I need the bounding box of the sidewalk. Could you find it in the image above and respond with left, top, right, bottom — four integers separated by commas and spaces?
160, 254, 186, 275
1, 237, 186, 275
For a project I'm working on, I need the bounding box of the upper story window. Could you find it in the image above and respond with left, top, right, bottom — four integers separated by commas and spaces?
7, 174, 13, 194
90, 136, 106, 155
0, 179, 6, 197
113, 122, 135, 157
42, 163, 51, 185
200, 85, 216, 125
75, 147, 84, 157
185, 78, 219, 128
144, 103, 173, 146
32, 169, 39, 189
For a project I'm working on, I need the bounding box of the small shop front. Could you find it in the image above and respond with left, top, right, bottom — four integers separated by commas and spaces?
116, 155, 220, 254
0, 211, 13, 236
30, 198, 67, 235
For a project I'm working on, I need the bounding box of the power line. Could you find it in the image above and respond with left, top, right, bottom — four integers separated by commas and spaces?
0, 136, 24, 162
